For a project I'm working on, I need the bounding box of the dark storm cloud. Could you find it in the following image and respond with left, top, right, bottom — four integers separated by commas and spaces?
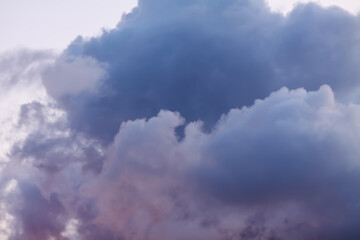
43, 0, 360, 142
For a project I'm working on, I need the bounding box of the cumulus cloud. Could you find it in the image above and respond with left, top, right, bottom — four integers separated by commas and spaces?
3, 0, 360, 239
0, 50, 53, 163
43, 56, 107, 99
9, 85, 360, 239
5, 62, 360, 239
268, 0, 360, 15
0, 50, 104, 239
40, 0, 360, 142
68, 85, 360, 240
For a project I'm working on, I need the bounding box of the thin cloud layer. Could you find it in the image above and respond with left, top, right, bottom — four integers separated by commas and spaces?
2, 0, 360, 239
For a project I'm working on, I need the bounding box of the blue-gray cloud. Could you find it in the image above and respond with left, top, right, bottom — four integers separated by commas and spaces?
192, 85, 360, 239
65, 85, 360, 239
3, 0, 360, 239
43, 0, 360, 142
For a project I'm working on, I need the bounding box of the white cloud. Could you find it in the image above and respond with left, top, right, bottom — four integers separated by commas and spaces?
61, 219, 81, 240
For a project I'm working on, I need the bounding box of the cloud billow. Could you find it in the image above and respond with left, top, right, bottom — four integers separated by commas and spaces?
43, 0, 360, 142
73, 86, 360, 239
3, 0, 360, 239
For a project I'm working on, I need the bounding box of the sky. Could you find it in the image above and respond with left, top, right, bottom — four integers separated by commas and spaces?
1, 0, 360, 52
0, 0, 137, 53
2, 0, 360, 239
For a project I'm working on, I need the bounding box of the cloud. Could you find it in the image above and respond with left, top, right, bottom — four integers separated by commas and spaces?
0, 49, 54, 163
268, 0, 360, 15
5, 66, 360, 238
3, 0, 360, 239
40, 0, 360, 143
71, 85, 360, 239
43, 56, 107, 99
4, 84, 343, 239
0, 50, 104, 239
196, 85, 351, 204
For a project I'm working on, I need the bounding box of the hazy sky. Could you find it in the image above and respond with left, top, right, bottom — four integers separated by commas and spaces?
0, 0, 137, 53
0, 0, 359, 53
